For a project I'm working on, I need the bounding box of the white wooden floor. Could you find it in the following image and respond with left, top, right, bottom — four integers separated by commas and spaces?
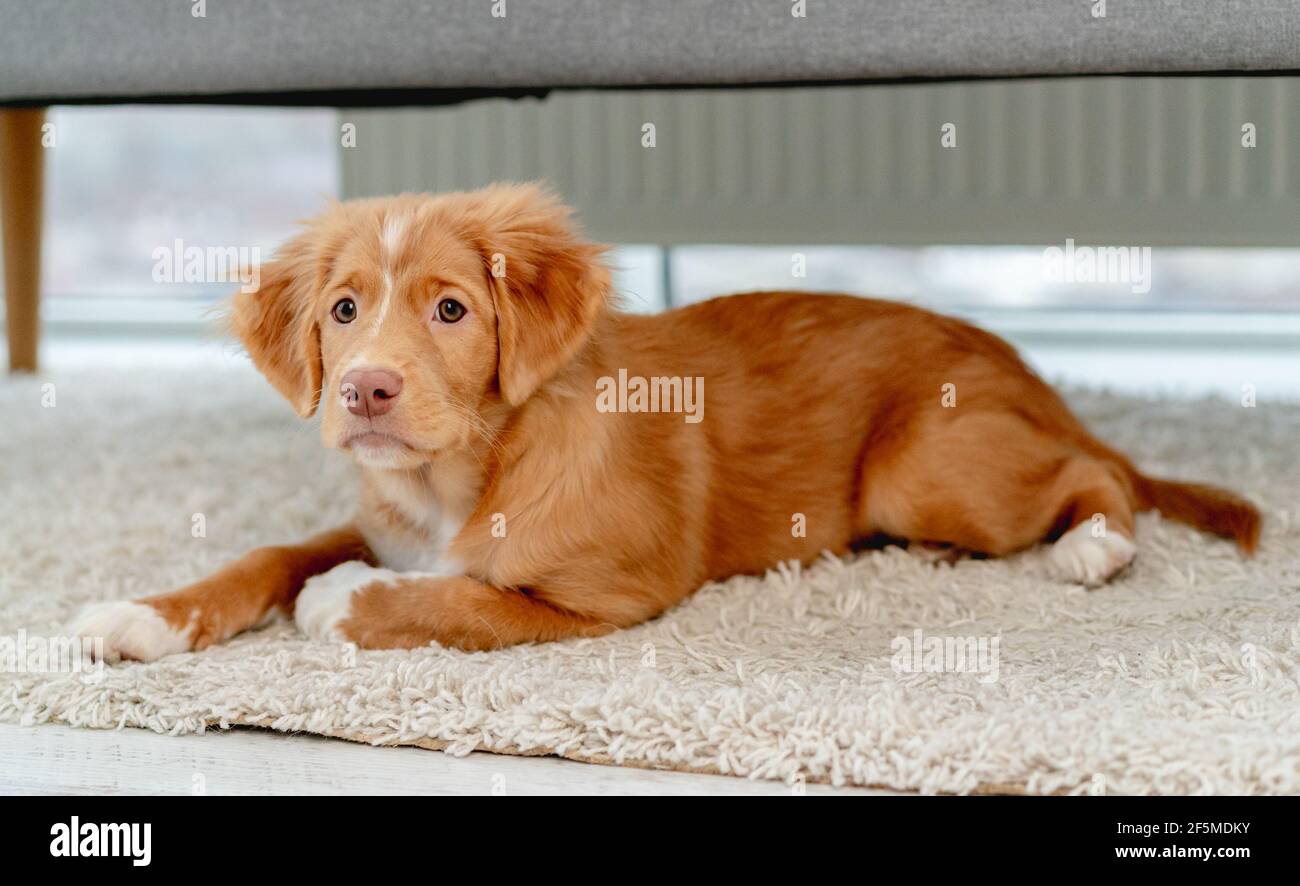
0, 724, 890, 795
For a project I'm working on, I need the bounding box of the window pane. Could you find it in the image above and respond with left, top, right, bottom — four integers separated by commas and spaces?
669, 245, 1300, 312
44, 107, 337, 299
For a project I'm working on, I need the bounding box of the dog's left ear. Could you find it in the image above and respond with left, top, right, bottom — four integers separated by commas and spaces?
229, 229, 330, 418
474, 184, 610, 406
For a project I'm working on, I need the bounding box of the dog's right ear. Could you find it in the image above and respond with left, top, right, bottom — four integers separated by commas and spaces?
229, 229, 332, 418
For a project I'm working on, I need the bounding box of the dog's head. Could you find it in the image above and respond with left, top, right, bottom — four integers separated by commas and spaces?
231, 184, 610, 469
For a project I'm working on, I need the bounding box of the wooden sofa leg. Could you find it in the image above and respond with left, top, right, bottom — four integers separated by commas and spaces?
0, 107, 46, 373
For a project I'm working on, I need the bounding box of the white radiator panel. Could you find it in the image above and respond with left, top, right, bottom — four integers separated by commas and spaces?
340, 77, 1300, 246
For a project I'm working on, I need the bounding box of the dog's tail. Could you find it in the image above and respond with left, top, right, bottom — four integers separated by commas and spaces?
1128, 470, 1262, 555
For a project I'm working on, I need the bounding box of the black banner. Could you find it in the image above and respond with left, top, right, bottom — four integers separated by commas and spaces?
1, 796, 1285, 871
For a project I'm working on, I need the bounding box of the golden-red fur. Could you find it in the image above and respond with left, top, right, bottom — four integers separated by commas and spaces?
91, 183, 1261, 657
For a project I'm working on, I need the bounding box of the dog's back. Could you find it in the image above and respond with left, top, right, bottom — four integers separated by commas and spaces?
607, 290, 1259, 584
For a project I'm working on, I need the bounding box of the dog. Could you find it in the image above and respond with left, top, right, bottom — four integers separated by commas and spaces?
71, 183, 1261, 661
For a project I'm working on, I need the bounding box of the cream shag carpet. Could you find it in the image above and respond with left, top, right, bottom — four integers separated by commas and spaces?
2, 367, 1299, 795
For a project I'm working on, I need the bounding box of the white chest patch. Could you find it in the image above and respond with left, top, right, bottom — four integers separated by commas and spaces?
362, 471, 467, 575
365, 518, 465, 574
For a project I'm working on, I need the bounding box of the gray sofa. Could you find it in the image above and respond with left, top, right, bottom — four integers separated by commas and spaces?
3, 0, 1299, 371
4, 0, 1300, 104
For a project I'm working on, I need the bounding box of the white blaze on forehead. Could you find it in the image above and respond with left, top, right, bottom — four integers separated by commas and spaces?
370, 212, 409, 339
328, 212, 410, 398
382, 213, 407, 258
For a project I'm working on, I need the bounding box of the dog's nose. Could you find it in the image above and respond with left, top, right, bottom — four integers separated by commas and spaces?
340, 369, 403, 417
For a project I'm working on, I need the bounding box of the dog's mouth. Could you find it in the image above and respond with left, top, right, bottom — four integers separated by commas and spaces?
340, 430, 434, 468
340, 430, 415, 452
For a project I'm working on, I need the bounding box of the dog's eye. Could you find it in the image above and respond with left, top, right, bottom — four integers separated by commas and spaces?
331, 298, 357, 324
436, 298, 466, 323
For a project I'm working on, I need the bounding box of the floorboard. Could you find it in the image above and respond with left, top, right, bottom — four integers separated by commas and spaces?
0, 724, 891, 795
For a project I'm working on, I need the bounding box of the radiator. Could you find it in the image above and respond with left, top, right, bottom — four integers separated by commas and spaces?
340, 76, 1300, 247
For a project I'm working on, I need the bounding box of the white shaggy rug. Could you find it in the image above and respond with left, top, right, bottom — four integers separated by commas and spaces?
2, 366, 1299, 795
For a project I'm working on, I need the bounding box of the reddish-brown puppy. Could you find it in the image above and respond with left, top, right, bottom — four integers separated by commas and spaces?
71, 184, 1260, 660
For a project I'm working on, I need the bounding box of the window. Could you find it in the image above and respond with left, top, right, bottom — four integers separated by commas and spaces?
28, 108, 1300, 398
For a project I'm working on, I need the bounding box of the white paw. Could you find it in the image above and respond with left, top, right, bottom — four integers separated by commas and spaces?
1048, 522, 1136, 587
68, 601, 193, 663
295, 560, 400, 643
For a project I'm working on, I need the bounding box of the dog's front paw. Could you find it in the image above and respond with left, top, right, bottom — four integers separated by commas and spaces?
295, 560, 400, 643
68, 600, 194, 663
1048, 522, 1136, 587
